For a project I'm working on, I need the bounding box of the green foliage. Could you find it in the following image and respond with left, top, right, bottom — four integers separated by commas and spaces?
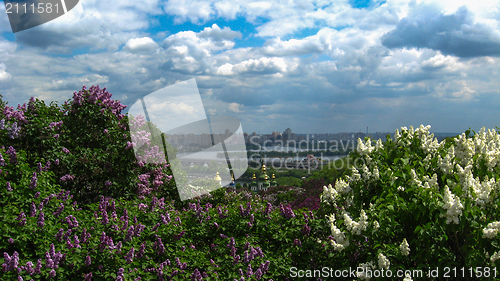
308, 156, 353, 184
275, 176, 303, 188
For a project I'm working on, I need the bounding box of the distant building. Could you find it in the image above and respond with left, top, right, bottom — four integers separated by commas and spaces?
250, 164, 277, 192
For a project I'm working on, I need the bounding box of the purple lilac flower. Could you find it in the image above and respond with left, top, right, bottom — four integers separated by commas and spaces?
294, 239, 302, 247
23, 261, 34, 275
136, 242, 146, 259
246, 264, 253, 277
102, 211, 109, 225
6, 182, 12, 191
135, 223, 145, 237
191, 269, 202, 280
280, 203, 296, 220
16, 212, 26, 226
125, 225, 135, 242
85, 255, 91, 266
138, 203, 148, 212
55, 228, 64, 242
54, 159, 59, 165
116, 268, 125, 281
302, 223, 311, 236
7, 122, 21, 139
239, 202, 252, 217
160, 214, 169, 225
37, 211, 45, 228
39, 196, 51, 210
53, 203, 65, 218
29, 172, 37, 189
227, 237, 236, 249
45, 252, 54, 269
255, 268, 263, 280
151, 222, 160, 232
125, 142, 134, 150
125, 248, 135, 264
233, 255, 240, 265
34, 259, 42, 274
43, 161, 51, 171
66, 238, 74, 250
34, 191, 40, 198
49, 269, 56, 277
8, 238, 13, 244
6, 146, 17, 164
84, 272, 92, 280
243, 250, 253, 263
81, 228, 91, 244
153, 237, 165, 255
120, 209, 129, 222
74, 234, 81, 248
53, 134, 59, 139
60, 174, 75, 182
62, 147, 70, 154
63, 229, 73, 243
0, 153, 5, 166
174, 230, 185, 241
114, 241, 123, 254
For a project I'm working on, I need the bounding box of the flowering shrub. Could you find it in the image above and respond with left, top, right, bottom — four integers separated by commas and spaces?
320, 125, 500, 280
0, 86, 179, 206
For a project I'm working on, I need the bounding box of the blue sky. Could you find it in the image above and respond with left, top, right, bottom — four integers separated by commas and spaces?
0, 0, 500, 134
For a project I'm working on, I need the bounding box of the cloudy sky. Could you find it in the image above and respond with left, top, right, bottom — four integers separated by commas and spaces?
0, 0, 500, 135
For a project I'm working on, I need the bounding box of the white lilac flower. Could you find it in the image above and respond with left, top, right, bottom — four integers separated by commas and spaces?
357, 138, 374, 156
375, 138, 384, 151
326, 214, 349, 251
483, 222, 500, 239
335, 178, 352, 194
357, 261, 375, 280
421, 173, 438, 189
453, 134, 475, 167
361, 164, 372, 182
321, 184, 338, 205
377, 253, 390, 269
372, 220, 379, 230
372, 166, 380, 181
397, 186, 405, 192
343, 210, 368, 235
400, 238, 410, 256
437, 146, 455, 174
490, 251, 500, 263
403, 273, 413, 281
409, 169, 422, 187
347, 166, 361, 183
441, 186, 463, 224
